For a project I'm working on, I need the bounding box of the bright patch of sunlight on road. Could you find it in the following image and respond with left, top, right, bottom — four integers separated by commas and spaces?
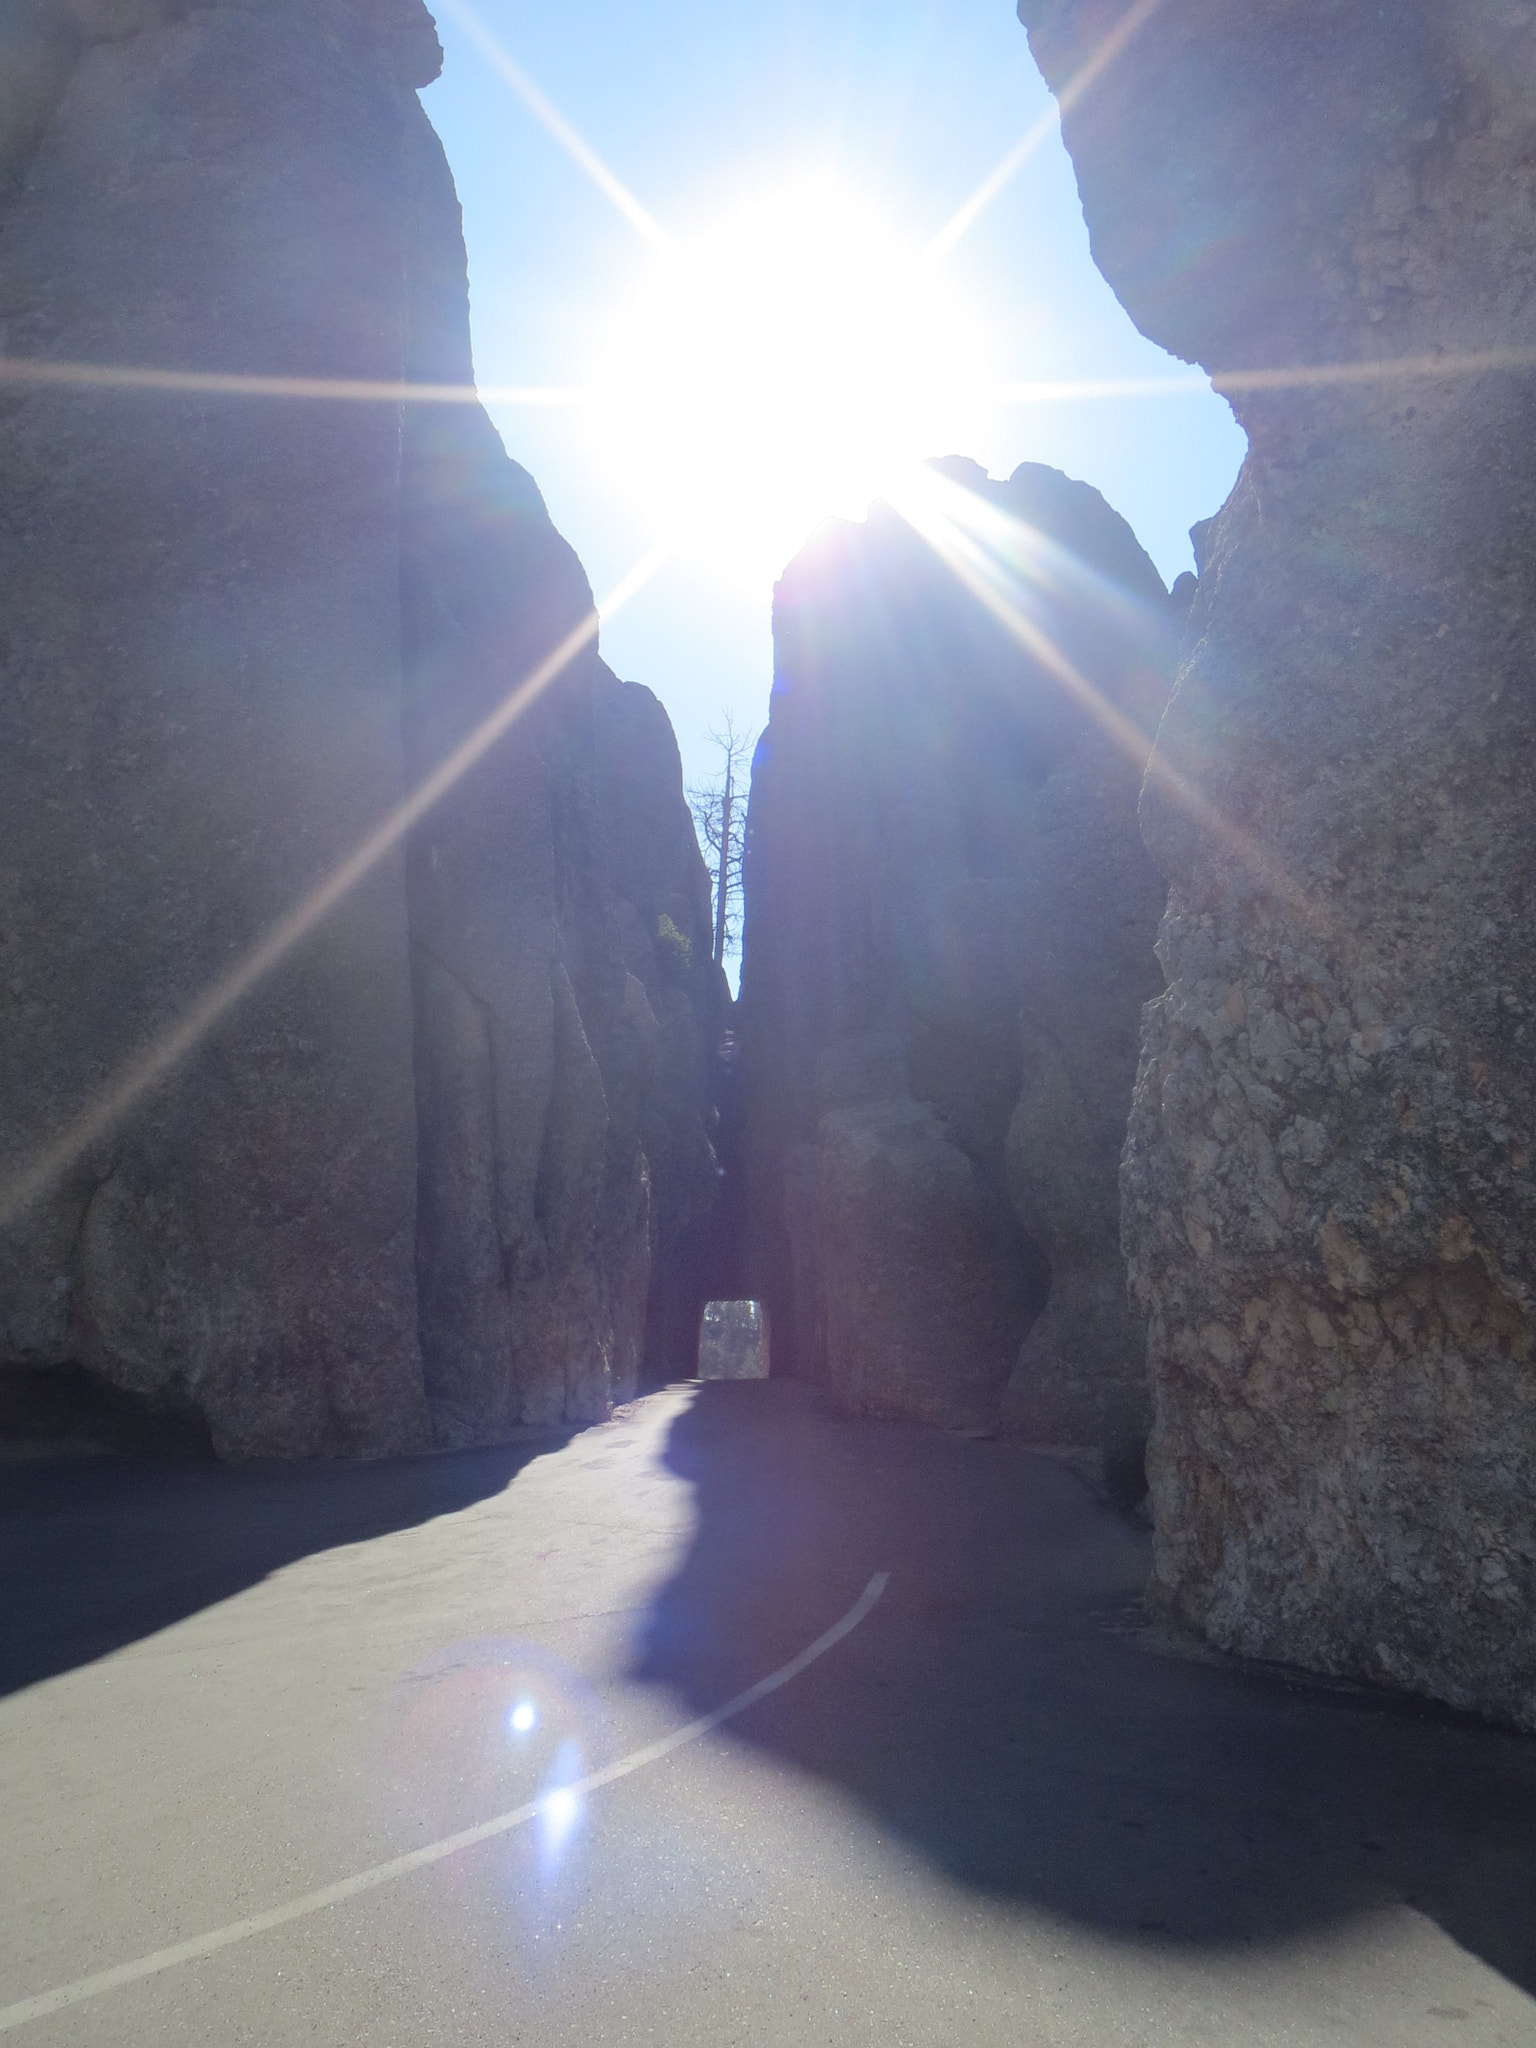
586, 171, 996, 588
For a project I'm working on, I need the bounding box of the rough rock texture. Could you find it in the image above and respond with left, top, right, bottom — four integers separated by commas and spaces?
733, 459, 1176, 1435
1000, 683, 1170, 1447
1019, 0, 1536, 1727
0, 0, 716, 1457
589, 673, 725, 1394
397, 108, 718, 1441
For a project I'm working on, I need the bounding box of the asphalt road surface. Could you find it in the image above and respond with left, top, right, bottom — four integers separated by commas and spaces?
3, 1378, 1534, 2046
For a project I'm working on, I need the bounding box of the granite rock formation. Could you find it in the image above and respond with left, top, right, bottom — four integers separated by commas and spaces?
1019, 0, 1536, 1728
0, 0, 716, 1458
733, 459, 1177, 1436
590, 674, 725, 1395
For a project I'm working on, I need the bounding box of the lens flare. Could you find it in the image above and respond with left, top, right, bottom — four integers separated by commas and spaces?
433, 0, 671, 252
538, 1740, 586, 1870
0, 547, 666, 1232
888, 463, 1324, 938
924, 0, 1166, 261
587, 171, 994, 586
509, 1700, 538, 1736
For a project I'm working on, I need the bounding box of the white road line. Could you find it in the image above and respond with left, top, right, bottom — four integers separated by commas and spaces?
0, 1572, 889, 2034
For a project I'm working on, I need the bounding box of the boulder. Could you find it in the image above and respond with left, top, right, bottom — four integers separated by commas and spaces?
1019, 0, 1536, 1726
733, 460, 1177, 1436
0, 0, 716, 1456
815, 1044, 1032, 1430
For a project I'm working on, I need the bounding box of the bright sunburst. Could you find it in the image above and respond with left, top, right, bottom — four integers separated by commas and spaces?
586, 172, 993, 585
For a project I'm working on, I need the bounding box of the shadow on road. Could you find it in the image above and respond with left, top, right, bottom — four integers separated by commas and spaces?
634, 1378, 1536, 1997
0, 1432, 566, 1701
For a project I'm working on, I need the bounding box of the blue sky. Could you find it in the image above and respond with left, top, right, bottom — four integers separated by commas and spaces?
422, 0, 1245, 803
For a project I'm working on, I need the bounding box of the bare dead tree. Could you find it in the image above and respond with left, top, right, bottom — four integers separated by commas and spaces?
687, 713, 755, 968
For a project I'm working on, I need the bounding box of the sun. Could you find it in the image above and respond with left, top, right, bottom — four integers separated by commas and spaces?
585, 172, 992, 586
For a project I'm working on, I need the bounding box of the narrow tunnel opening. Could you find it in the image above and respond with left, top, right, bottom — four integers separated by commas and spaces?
697, 1299, 768, 1381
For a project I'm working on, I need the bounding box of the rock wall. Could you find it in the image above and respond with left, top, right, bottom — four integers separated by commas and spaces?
733, 459, 1177, 1439
397, 96, 718, 1441
0, 0, 717, 1457
1018, 0, 1536, 1727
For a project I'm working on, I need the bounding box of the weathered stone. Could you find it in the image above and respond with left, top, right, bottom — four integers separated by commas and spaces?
398, 107, 643, 1442
0, 0, 434, 1460
995, 467, 1173, 1444
733, 459, 1176, 1435
0, 0, 716, 1456
818, 1081, 1030, 1431
589, 672, 723, 1390
1019, 0, 1536, 1727
1001, 733, 1165, 1447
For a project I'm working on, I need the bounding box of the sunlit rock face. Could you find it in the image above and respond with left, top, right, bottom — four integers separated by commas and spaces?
1019, 0, 1536, 1727
589, 676, 725, 1395
0, 0, 716, 1457
733, 460, 1177, 1438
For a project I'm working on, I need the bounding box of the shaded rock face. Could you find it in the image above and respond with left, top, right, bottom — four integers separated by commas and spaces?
1019, 0, 1536, 1727
589, 674, 725, 1394
733, 460, 1176, 1436
397, 111, 718, 1441
1000, 717, 1170, 1448
0, 0, 716, 1457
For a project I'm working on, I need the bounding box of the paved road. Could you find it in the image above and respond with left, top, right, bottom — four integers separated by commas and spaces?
2, 1379, 1534, 2046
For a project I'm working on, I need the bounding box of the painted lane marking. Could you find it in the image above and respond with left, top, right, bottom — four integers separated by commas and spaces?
0, 1572, 889, 2034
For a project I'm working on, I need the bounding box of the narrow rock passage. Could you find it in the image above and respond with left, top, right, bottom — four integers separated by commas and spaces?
2, 1387, 1533, 2045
